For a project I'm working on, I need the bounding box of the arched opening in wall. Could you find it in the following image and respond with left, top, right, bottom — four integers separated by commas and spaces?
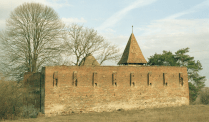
75, 79, 78, 86
112, 72, 117, 86
132, 82, 135, 86
150, 83, 152, 86
53, 71, 58, 87
165, 82, 167, 86
73, 71, 77, 86
115, 82, 117, 86
93, 72, 97, 87
163, 73, 165, 85
130, 72, 135, 86
55, 79, 58, 86
53, 79, 54, 87
179, 73, 184, 86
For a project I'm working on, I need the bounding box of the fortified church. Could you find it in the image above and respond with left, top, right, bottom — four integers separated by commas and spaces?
24, 31, 189, 116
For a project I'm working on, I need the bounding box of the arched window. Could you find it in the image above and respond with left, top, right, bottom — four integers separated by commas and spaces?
53, 72, 58, 87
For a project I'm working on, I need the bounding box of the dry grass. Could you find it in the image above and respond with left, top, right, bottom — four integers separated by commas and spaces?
3, 105, 209, 122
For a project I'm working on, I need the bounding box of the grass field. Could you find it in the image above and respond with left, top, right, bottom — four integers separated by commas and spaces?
3, 105, 209, 122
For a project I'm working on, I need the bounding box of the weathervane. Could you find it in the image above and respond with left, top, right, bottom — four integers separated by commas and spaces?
132, 25, 133, 33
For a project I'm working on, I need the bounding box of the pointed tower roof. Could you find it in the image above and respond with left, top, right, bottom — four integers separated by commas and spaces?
118, 33, 147, 65
79, 54, 100, 66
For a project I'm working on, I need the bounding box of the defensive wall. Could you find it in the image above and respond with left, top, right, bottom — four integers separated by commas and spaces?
23, 32, 190, 116
41, 65, 189, 116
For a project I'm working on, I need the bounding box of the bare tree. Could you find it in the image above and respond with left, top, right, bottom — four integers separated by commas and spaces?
97, 43, 121, 65
61, 24, 121, 66
0, 3, 65, 80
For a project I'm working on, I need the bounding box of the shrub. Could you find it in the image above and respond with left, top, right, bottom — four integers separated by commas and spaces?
189, 82, 199, 103
0, 79, 28, 119
200, 88, 209, 105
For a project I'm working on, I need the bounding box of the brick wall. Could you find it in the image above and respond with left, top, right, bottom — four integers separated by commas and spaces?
42, 65, 189, 116
23, 72, 42, 116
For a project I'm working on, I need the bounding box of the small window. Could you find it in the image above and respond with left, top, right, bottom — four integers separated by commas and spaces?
115, 82, 117, 86
95, 83, 97, 86
150, 83, 152, 86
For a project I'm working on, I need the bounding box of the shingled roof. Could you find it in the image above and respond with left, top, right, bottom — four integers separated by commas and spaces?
79, 54, 100, 66
118, 33, 147, 65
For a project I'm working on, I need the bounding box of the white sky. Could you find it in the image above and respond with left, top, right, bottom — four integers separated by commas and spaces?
0, 0, 209, 86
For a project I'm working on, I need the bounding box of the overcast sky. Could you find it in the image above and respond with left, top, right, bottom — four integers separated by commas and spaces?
0, 0, 209, 86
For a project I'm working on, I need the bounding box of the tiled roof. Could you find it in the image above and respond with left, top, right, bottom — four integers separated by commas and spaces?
79, 54, 100, 66
118, 33, 147, 65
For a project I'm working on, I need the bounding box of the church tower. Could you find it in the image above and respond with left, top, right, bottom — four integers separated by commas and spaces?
118, 27, 147, 65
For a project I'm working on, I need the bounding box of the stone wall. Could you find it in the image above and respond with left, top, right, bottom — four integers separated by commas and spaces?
42, 65, 189, 116
23, 72, 42, 116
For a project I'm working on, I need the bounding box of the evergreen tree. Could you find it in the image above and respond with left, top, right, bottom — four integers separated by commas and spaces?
147, 47, 206, 102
